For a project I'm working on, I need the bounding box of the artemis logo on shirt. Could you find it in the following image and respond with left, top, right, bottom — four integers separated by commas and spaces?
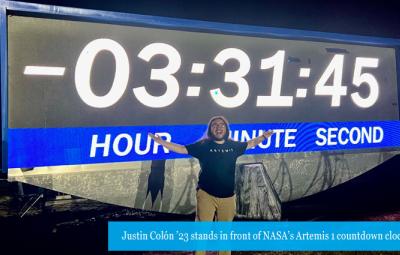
209, 148, 234, 153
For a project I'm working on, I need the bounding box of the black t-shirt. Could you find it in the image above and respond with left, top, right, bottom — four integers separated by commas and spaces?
185, 139, 247, 198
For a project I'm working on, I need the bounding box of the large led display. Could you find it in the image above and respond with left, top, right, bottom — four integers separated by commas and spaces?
6, 14, 400, 169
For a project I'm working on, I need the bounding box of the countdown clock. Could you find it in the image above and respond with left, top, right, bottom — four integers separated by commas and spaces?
2, 2, 400, 169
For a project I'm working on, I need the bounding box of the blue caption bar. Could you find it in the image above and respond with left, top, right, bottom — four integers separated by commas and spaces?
9, 120, 400, 168
108, 221, 400, 251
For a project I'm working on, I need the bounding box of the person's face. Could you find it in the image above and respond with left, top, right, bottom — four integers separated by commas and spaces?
210, 119, 227, 141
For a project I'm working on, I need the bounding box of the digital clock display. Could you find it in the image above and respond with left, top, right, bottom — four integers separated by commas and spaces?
8, 15, 398, 128
5, 14, 400, 169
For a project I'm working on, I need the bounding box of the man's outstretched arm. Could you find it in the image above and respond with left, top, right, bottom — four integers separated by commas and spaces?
148, 133, 188, 154
246, 130, 274, 149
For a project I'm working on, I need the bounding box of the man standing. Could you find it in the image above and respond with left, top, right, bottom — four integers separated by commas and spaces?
148, 116, 273, 254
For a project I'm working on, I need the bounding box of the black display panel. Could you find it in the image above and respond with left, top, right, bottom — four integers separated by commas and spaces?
8, 15, 398, 128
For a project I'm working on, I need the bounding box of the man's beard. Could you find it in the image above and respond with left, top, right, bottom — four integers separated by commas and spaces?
212, 134, 225, 141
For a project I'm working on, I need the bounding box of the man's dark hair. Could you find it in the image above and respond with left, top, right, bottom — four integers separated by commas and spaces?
206, 116, 230, 141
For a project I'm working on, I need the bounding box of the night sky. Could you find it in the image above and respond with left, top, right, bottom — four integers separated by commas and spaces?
15, 0, 400, 38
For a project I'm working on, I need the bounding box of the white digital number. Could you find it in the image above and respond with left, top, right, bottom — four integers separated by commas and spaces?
257, 50, 293, 106
75, 38, 129, 108
210, 48, 250, 108
315, 54, 347, 107
351, 57, 379, 108
133, 43, 181, 108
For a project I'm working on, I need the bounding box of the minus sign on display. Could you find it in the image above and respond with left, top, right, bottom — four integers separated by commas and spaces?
24, 66, 66, 76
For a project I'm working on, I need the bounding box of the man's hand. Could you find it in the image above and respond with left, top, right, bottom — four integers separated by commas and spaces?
247, 129, 274, 149
263, 130, 274, 139
148, 133, 162, 143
